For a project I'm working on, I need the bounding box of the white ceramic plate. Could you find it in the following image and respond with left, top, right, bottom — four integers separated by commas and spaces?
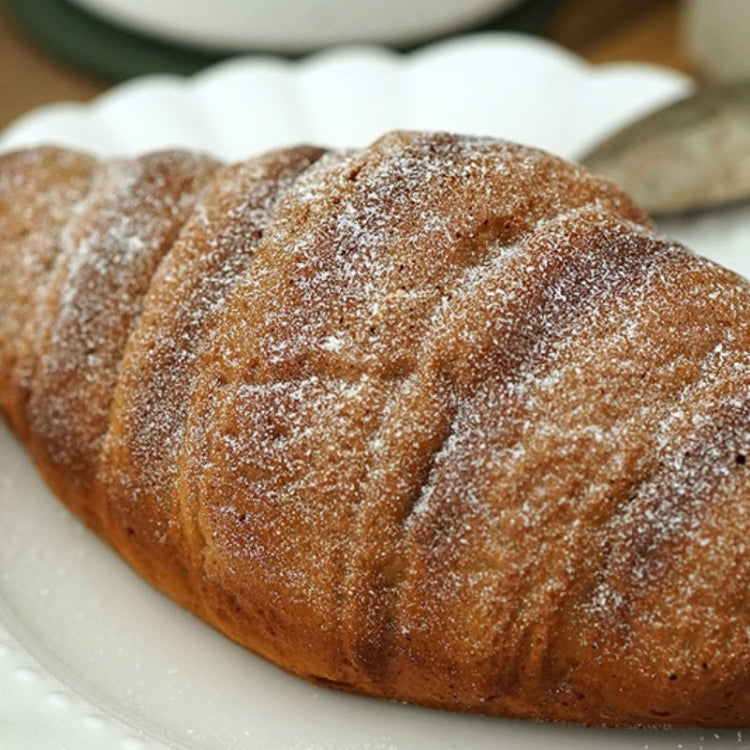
2, 33, 750, 750
67, 0, 523, 52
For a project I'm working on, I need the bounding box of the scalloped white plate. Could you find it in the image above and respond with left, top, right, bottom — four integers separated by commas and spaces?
2, 33, 750, 750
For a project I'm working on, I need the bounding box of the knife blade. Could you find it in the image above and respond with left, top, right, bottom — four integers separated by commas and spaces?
579, 80, 750, 216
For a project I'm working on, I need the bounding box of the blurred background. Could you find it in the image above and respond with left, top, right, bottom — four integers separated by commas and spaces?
0, 0, 744, 131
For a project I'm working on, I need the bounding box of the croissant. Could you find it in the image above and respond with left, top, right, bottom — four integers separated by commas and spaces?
3, 131, 750, 729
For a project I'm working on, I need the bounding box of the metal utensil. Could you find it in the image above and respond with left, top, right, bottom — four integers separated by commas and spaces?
579, 80, 750, 216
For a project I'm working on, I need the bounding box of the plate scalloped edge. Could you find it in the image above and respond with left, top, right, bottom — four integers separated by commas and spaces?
0, 32, 692, 161
0, 606, 173, 750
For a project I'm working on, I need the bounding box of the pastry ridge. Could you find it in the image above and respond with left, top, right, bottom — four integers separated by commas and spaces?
2, 131, 750, 728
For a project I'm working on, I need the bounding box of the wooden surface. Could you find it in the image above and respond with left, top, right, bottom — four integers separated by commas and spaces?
0, 0, 692, 132
551, 0, 692, 72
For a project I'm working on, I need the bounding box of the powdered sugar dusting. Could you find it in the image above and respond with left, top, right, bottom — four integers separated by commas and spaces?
6, 132, 750, 725
100, 146, 325, 556
0, 148, 95, 434
26, 150, 218, 499
174, 133, 682, 687
185, 133, 750, 720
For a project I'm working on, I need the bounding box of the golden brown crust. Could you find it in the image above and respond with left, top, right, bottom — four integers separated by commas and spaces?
0, 147, 96, 437
2, 132, 750, 728
99, 145, 326, 602
25, 150, 220, 528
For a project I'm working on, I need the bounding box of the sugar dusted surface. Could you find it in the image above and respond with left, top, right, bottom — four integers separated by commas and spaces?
0, 148, 95, 436
25, 150, 219, 518
4, 131, 750, 727
175, 133, 750, 722
99, 145, 326, 589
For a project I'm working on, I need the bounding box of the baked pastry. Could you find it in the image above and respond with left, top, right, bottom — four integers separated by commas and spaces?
2, 132, 750, 728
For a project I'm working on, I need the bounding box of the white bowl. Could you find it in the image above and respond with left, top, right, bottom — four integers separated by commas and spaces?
69, 0, 524, 52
